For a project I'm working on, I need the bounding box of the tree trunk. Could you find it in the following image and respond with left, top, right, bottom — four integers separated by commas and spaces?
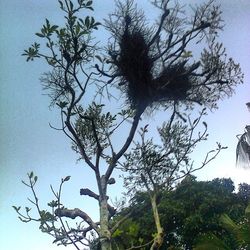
150, 193, 164, 250
99, 176, 112, 250
99, 197, 112, 250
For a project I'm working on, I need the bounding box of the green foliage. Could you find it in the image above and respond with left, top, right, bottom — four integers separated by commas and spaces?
35, 19, 59, 38
113, 177, 249, 249
22, 0, 101, 71
194, 233, 231, 250
12, 172, 90, 246
122, 108, 212, 196
121, 107, 225, 249
22, 42, 40, 61
73, 102, 117, 159
238, 183, 250, 205
245, 203, 250, 216
112, 219, 141, 248
194, 203, 250, 250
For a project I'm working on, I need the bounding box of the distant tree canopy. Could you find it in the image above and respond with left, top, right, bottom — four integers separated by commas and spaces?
111, 176, 250, 249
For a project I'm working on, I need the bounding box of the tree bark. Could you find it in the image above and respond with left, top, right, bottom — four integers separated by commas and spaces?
150, 193, 164, 250
99, 197, 112, 250
99, 176, 112, 250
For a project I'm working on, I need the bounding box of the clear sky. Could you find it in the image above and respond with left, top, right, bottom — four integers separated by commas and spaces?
0, 1, 250, 250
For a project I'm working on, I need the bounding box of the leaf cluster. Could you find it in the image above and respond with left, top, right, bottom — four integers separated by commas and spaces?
13, 173, 92, 247
22, 0, 100, 67
73, 102, 117, 159
122, 108, 210, 196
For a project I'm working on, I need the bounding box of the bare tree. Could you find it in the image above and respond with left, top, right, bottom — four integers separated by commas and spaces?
14, 0, 243, 249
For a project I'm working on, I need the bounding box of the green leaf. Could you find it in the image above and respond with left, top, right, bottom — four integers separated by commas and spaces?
86, 1, 92, 6
113, 228, 123, 237
75, 24, 80, 35
64, 176, 71, 182
245, 204, 250, 217
90, 17, 95, 25
51, 25, 59, 32
95, 55, 102, 63
93, 21, 102, 29
29, 172, 34, 178
48, 59, 57, 66
193, 118, 198, 125
85, 16, 90, 28
33, 42, 40, 49
70, 1, 74, 11
94, 22, 102, 26
58, 0, 63, 9
45, 18, 50, 28
35, 33, 45, 38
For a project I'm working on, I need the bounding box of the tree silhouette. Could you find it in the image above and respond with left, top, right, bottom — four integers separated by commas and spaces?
14, 0, 243, 249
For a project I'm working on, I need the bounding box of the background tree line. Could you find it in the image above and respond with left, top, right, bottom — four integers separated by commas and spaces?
108, 176, 250, 249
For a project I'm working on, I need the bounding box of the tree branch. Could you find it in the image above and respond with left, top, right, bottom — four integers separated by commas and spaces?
79, 188, 116, 217
105, 108, 144, 180
80, 188, 99, 200
55, 208, 100, 234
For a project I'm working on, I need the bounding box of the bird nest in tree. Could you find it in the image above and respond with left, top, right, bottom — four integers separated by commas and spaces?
112, 19, 198, 111
117, 30, 153, 109
153, 61, 195, 103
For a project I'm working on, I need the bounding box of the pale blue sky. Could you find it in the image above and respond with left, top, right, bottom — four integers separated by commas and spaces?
0, 1, 250, 250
